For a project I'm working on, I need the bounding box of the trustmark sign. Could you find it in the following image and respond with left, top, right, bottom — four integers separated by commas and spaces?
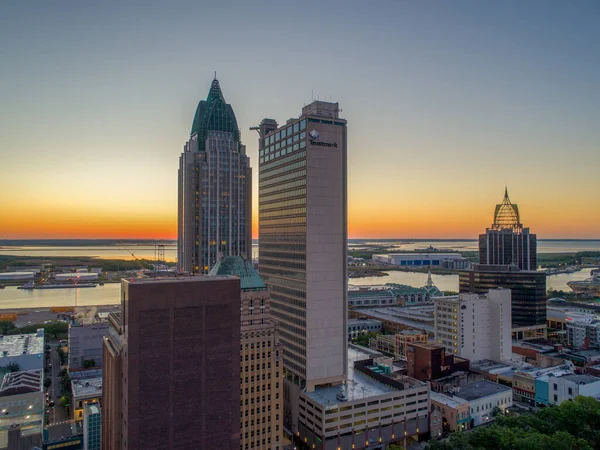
309, 129, 338, 148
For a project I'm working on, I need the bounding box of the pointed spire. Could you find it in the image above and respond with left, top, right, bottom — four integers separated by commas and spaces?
504, 185, 510, 203
426, 270, 433, 288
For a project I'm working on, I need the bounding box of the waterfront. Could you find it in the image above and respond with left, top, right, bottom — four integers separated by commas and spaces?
0, 268, 595, 310
1, 240, 599, 262
349, 268, 598, 293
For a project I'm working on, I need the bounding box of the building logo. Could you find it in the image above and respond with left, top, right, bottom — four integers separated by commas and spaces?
309, 130, 320, 140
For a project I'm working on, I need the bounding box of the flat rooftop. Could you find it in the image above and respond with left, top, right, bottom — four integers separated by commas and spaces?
454, 380, 512, 401
0, 369, 43, 396
71, 377, 102, 399
357, 306, 434, 334
430, 391, 469, 409
123, 275, 236, 285
0, 331, 44, 359
305, 347, 413, 408
559, 374, 600, 385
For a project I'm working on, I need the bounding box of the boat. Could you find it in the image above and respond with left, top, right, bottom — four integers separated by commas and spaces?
36, 283, 97, 289
567, 276, 600, 295
17, 280, 35, 290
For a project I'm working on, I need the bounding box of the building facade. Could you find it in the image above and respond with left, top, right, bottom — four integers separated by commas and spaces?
406, 343, 470, 383
479, 188, 537, 270
101, 277, 241, 450
373, 253, 464, 267
296, 348, 430, 450
430, 391, 471, 433
434, 290, 512, 362
369, 331, 428, 359
459, 264, 546, 337
256, 101, 348, 418
68, 321, 108, 370
566, 317, 600, 349
209, 256, 283, 450
83, 402, 101, 450
178, 78, 252, 274
348, 319, 382, 339
458, 381, 512, 427
0, 370, 44, 449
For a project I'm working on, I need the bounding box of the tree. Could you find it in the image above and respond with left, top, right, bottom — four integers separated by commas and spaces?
6, 362, 20, 373
59, 395, 70, 408
44, 378, 52, 388
425, 397, 600, 450
0, 321, 16, 335
83, 359, 96, 369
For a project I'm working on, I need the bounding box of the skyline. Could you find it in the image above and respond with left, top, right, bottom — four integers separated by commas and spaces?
1, 1, 599, 240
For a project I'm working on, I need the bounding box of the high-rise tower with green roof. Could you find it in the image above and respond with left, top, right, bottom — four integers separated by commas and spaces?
178, 78, 252, 274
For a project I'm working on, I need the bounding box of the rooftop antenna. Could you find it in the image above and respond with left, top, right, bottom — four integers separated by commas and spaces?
214, 71, 217, 80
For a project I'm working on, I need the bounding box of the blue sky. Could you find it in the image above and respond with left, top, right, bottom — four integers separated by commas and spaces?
1, 0, 599, 238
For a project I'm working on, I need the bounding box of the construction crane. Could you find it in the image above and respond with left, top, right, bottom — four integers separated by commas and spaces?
121, 246, 147, 272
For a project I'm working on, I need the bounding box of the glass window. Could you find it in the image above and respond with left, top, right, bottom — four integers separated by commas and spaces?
293, 134, 299, 143
287, 126, 292, 136
269, 135, 274, 144
300, 119, 306, 130
275, 151, 280, 158
300, 131, 306, 139
275, 132, 280, 141
275, 143, 280, 150
264, 138, 269, 147
281, 128, 287, 139
293, 123, 299, 133
300, 141, 306, 149
287, 138, 292, 145
293, 143, 299, 151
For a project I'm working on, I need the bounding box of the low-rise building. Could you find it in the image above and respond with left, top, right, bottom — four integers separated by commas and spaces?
513, 363, 574, 406
454, 381, 512, 427
406, 343, 470, 384
0, 369, 44, 449
369, 330, 428, 359
72, 376, 102, 421
566, 317, 600, 350
0, 330, 44, 371
69, 321, 109, 371
350, 305, 435, 337
373, 253, 463, 267
348, 319, 382, 339
544, 374, 600, 406
430, 391, 471, 433
296, 347, 430, 450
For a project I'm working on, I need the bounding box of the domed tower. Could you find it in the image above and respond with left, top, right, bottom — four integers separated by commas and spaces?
478, 188, 537, 270
178, 77, 252, 274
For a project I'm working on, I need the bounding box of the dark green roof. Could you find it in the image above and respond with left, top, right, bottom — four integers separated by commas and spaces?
191, 78, 241, 150
209, 256, 266, 290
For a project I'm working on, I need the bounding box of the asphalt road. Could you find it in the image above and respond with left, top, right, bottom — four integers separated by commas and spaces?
49, 344, 68, 423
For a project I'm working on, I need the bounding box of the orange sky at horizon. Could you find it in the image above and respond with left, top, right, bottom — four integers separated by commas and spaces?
2, 196, 599, 240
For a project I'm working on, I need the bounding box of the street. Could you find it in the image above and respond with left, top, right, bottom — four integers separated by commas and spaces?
47, 343, 68, 424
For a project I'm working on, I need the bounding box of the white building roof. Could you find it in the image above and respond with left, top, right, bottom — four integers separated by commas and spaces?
0, 331, 44, 358
71, 377, 102, 400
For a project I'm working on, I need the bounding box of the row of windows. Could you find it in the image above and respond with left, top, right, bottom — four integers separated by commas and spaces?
264, 119, 306, 146
261, 131, 306, 156
260, 178, 306, 196
259, 169, 306, 193
259, 159, 306, 183
259, 225, 306, 234
260, 150, 306, 174
260, 207, 306, 219
259, 188, 306, 204
259, 196, 306, 212
261, 140, 306, 164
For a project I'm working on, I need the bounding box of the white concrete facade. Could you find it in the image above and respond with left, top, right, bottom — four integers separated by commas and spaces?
305, 110, 347, 390
549, 374, 600, 405
373, 253, 463, 267
466, 387, 512, 427
434, 290, 511, 362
